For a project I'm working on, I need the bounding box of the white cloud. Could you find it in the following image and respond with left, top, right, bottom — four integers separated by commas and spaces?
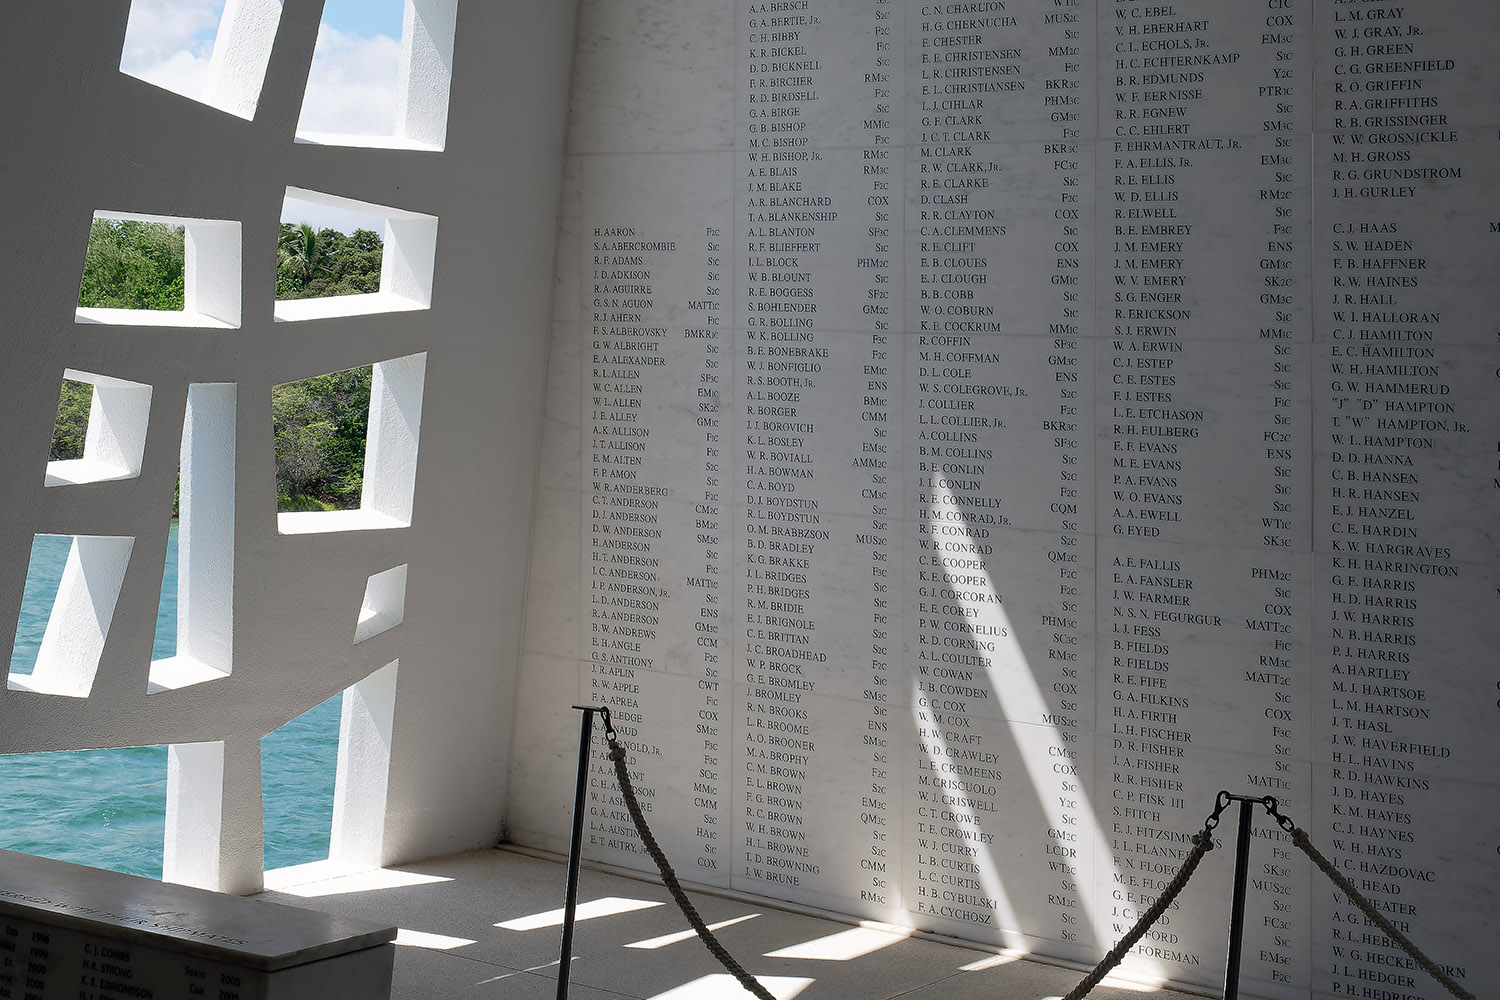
117, 4, 397, 139
119, 0, 224, 93
296, 24, 400, 137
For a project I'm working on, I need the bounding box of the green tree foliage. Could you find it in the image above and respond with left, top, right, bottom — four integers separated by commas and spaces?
271, 367, 373, 510
77, 219, 186, 310
276, 224, 383, 300
51, 380, 94, 460
58, 220, 382, 511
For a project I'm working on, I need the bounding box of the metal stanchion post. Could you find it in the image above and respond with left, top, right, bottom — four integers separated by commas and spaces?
558, 706, 602, 1000
1222, 796, 1255, 1000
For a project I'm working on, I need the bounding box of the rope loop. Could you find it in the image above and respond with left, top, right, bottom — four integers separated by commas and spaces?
1289, 825, 1473, 1000
590, 742, 1471, 1000
602, 730, 777, 1000
1059, 820, 1214, 1000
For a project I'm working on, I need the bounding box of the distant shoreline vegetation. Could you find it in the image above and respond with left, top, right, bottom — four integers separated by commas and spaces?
66, 220, 382, 513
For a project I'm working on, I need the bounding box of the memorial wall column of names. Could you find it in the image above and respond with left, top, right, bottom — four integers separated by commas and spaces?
548, 2, 1500, 997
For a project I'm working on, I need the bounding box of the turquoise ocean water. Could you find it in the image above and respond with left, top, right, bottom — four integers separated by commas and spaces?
3, 526, 341, 877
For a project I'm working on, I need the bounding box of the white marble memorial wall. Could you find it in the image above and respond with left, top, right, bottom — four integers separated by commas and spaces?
510, 2, 1500, 997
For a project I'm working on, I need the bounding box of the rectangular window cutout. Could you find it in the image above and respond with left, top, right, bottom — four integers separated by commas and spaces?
120, 0, 283, 120
261, 660, 398, 876
261, 694, 342, 872
0, 746, 167, 878
273, 364, 372, 513
45, 370, 152, 487
77, 212, 241, 328
274, 190, 435, 322
149, 384, 236, 693
277, 353, 426, 535
8, 535, 134, 698
295, 0, 456, 150
277, 224, 383, 302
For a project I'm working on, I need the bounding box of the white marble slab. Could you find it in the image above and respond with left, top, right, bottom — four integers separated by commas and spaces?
1313, 0, 1500, 133
0, 850, 393, 1000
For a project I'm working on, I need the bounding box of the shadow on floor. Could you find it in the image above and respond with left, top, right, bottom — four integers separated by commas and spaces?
257, 848, 1207, 1000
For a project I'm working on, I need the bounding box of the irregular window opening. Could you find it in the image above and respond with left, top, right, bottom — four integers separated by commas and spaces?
50, 379, 95, 462
0, 746, 168, 878
273, 365, 373, 513
9, 536, 75, 680
77, 212, 241, 328
45, 370, 152, 487
295, 0, 457, 150
276, 222, 384, 301
260, 661, 399, 876
119, 0, 283, 120
356, 565, 408, 643
77, 218, 184, 311
148, 384, 236, 693
276, 353, 426, 535
8, 535, 133, 698
261, 695, 342, 871
274, 190, 434, 322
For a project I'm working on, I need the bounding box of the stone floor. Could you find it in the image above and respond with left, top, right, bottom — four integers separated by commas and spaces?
259, 847, 1206, 1000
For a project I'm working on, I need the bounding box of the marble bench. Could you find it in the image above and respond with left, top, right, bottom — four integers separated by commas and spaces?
0, 850, 395, 1000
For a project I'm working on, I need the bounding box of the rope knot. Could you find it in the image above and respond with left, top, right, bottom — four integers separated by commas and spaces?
608, 744, 627, 762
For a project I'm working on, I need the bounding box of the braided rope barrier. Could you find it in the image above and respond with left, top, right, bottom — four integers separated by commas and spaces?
1289, 825, 1474, 1000
1060, 793, 1474, 1000
1060, 827, 1215, 1000
600, 710, 777, 1000
589, 734, 1474, 1000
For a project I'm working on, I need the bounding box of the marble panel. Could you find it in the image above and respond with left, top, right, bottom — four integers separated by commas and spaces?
1090, 744, 1315, 1000
552, 156, 584, 328
525, 489, 581, 660
899, 716, 1099, 964
570, 0, 737, 154
1313, 0, 1500, 133
1095, 536, 1315, 762
1095, 338, 1314, 550
1098, 1, 1313, 140
580, 665, 731, 888
538, 322, 584, 494
904, 2, 1101, 145
1312, 341, 1500, 558
505, 651, 586, 856
0, 850, 393, 1000
1314, 553, 1500, 786
902, 334, 1097, 533
904, 524, 1095, 730
731, 688, 908, 924
1310, 769, 1500, 1000
1312, 134, 1500, 349
902, 139, 1100, 340
519, 1, 1500, 995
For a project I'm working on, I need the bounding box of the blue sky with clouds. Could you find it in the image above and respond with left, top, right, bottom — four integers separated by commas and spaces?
120, 1, 413, 231
319, 0, 404, 40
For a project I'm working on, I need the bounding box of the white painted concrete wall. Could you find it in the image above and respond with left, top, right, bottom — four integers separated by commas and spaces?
0, 0, 577, 893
